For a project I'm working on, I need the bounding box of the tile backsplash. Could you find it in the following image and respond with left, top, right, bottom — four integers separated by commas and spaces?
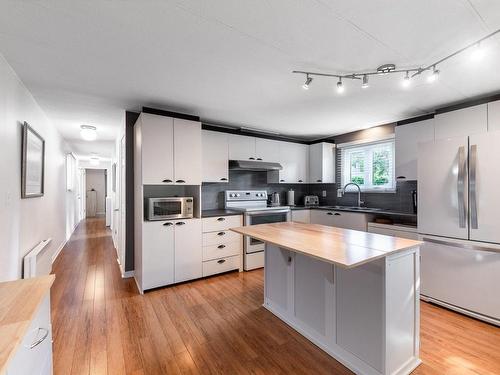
202, 170, 417, 218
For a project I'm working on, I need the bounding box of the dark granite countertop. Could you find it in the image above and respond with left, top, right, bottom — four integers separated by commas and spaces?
291, 205, 417, 218
201, 209, 243, 218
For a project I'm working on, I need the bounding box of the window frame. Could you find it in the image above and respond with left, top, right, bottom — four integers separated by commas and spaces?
340, 138, 396, 193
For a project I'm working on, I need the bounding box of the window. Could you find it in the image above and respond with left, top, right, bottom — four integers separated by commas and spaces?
340, 139, 395, 192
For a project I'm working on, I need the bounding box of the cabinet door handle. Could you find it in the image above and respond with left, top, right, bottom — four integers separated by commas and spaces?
162, 179, 172, 183
217, 217, 225, 222
257, 158, 262, 161
176, 222, 186, 226
298, 180, 303, 183
287, 256, 292, 264
280, 179, 285, 183
334, 213, 341, 216
396, 176, 406, 180
249, 157, 255, 160
163, 222, 173, 226
316, 179, 322, 182
326, 212, 333, 216
220, 178, 228, 181
217, 245, 226, 249
29, 328, 49, 349
217, 231, 226, 236
175, 180, 186, 183
217, 259, 226, 264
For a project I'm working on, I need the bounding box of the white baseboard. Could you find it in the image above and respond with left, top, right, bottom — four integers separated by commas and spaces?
51, 220, 80, 264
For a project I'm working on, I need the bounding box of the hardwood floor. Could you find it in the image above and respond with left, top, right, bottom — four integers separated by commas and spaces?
51, 218, 500, 375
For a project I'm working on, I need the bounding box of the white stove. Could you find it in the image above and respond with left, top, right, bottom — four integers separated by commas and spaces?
225, 190, 291, 270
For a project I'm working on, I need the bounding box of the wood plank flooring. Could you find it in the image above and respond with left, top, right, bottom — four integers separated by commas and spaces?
51, 218, 500, 375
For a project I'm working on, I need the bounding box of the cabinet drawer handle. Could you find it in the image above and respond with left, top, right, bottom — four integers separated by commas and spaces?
316, 179, 322, 182
175, 180, 186, 183
217, 245, 226, 249
162, 179, 172, 183
217, 231, 226, 236
217, 217, 225, 222
220, 178, 228, 181
396, 176, 406, 180
217, 259, 226, 264
326, 212, 333, 215
257, 158, 262, 161
30, 328, 49, 349
249, 157, 255, 160
334, 213, 341, 216
163, 222, 173, 226
176, 222, 186, 226
298, 180, 303, 183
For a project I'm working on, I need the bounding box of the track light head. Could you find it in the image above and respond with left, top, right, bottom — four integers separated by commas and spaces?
361, 75, 369, 89
336, 78, 345, 93
427, 66, 440, 83
302, 74, 313, 90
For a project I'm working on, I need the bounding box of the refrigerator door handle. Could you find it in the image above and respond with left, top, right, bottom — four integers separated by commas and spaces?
457, 146, 467, 228
470, 144, 478, 229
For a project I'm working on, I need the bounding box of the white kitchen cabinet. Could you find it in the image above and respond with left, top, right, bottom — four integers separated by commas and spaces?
255, 138, 281, 162
202, 130, 229, 183
142, 221, 175, 290
309, 142, 335, 183
174, 118, 202, 185
276, 142, 309, 183
140, 113, 174, 184
228, 134, 256, 160
487, 100, 500, 132
174, 219, 203, 283
310, 210, 371, 231
395, 118, 434, 180
291, 209, 311, 224
434, 104, 487, 140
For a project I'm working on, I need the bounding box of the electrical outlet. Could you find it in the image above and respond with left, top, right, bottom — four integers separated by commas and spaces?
322, 190, 327, 197
337, 189, 343, 198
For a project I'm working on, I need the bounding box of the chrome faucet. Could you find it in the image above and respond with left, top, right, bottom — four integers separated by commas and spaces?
342, 183, 364, 207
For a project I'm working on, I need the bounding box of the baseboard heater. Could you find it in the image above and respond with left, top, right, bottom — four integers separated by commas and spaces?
23, 238, 52, 278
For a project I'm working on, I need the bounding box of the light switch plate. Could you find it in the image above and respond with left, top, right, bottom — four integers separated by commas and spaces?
337, 189, 343, 198
322, 190, 327, 197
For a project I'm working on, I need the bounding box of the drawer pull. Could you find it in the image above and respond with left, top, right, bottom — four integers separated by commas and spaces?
163, 222, 173, 226
217, 259, 226, 264
217, 245, 226, 249
298, 180, 303, 183
316, 179, 322, 182
334, 213, 341, 216
257, 158, 263, 161
326, 212, 333, 216
220, 178, 228, 181
176, 222, 186, 226
249, 157, 255, 160
217, 231, 226, 236
175, 179, 186, 183
162, 179, 172, 183
30, 328, 49, 349
217, 217, 225, 222
280, 179, 285, 182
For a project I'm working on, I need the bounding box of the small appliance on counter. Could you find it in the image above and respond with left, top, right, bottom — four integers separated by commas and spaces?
146, 197, 194, 220
269, 192, 281, 207
304, 195, 319, 207
287, 189, 295, 206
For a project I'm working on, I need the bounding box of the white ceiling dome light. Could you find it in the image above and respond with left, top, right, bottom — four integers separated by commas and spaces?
80, 125, 97, 141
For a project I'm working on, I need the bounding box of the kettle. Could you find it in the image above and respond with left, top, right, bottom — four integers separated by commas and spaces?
270, 192, 281, 207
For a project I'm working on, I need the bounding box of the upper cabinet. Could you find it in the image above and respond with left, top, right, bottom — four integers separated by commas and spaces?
202, 130, 229, 183
395, 119, 435, 180
488, 100, 500, 132
255, 138, 281, 162
309, 142, 335, 183
136, 113, 202, 185
228, 135, 255, 160
434, 104, 487, 140
277, 142, 309, 183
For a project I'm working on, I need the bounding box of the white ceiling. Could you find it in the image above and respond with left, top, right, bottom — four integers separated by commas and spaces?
0, 0, 500, 149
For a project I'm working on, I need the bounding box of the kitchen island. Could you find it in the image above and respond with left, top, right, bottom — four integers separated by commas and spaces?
232, 222, 422, 375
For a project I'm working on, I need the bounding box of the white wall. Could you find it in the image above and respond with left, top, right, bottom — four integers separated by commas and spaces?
0, 54, 78, 281
85, 169, 106, 216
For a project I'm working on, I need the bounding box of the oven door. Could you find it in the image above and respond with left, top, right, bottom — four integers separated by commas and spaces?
149, 198, 184, 220
244, 209, 291, 254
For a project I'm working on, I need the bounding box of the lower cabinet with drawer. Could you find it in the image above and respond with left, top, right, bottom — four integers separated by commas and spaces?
202, 215, 243, 277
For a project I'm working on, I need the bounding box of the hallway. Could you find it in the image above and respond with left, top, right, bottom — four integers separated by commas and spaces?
51, 219, 500, 375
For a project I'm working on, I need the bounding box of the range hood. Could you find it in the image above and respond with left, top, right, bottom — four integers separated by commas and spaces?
229, 159, 283, 171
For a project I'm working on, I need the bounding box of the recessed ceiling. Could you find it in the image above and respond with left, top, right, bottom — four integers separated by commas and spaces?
0, 0, 499, 145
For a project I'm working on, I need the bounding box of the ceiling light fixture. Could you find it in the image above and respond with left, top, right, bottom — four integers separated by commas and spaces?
80, 125, 97, 141
292, 28, 500, 93
336, 78, 345, 94
302, 74, 313, 90
361, 75, 369, 88
427, 66, 440, 83
402, 71, 411, 88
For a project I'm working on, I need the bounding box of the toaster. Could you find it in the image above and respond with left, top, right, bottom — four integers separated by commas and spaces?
304, 195, 319, 206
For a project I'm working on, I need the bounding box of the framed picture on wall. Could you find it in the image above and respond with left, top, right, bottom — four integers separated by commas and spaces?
21, 122, 45, 198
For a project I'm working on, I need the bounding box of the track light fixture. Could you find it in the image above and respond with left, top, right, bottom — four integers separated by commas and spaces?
302, 74, 313, 90
293, 28, 499, 93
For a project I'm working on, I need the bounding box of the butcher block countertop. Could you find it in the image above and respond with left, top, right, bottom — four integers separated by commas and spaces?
0, 274, 55, 374
231, 222, 422, 268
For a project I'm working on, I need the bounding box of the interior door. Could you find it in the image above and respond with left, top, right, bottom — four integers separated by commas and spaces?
469, 131, 500, 243
418, 136, 469, 239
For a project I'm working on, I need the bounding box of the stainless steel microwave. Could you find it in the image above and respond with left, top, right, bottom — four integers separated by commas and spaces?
146, 197, 194, 221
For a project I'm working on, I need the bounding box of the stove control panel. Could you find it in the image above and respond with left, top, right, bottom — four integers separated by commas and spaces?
225, 190, 268, 201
